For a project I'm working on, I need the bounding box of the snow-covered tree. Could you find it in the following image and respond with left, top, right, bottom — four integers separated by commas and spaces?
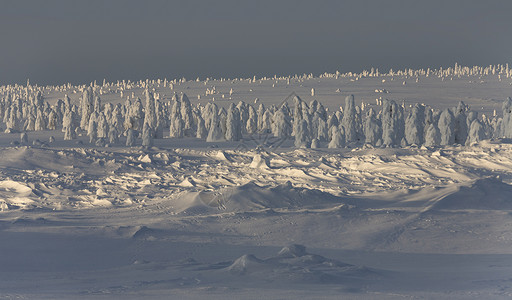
405, 103, 425, 145
454, 101, 468, 144
438, 109, 455, 145
328, 125, 345, 148
294, 119, 311, 148
272, 105, 291, 139
341, 95, 362, 143
225, 103, 242, 141
141, 124, 154, 147
424, 123, 440, 147
126, 128, 136, 146
364, 108, 382, 145
80, 87, 94, 130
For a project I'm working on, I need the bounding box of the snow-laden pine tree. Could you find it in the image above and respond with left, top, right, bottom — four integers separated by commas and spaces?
454, 101, 468, 145
327, 114, 339, 140
405, 103, 425, 145
225, 103, 242, 141
143, 90, 157, 132
424, 123, 440, 147
108, 126, 119, 144
93, 96, 101, 113
195, 113, 207, 139
97, 113, 108, 138
237, 101, 249, 134
292, 96, 304, 137
256, 103, 266, 132
260, 109, 272, 133
381, 99, 401, 146
328, 125, 345, 148
180, 93, 194, 135
294, 119, 311, 148
34, 109, 46, 131
316, 117, 328, 142
206, 108, 224, 142
364, 108, 382, 145
141, 123, 154, 147
80, 87, 94, 130
126, 128, 136, 146
88, 117, 97, 143
246, 105, 257, 134
467, 119, 485, 145
169, 99, 184, 138
272, 105, 291, 139
47, 109, 57, 130
438, 109, 455, 145
341, 95, 362, 143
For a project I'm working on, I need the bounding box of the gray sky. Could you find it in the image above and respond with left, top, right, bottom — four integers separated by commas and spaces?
1, 0, 511, 85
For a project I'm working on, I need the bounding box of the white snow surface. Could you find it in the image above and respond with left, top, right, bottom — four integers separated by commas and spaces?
1, 70, 512, 299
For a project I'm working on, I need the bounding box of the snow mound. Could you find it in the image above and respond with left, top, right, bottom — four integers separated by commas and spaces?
0, 180, 36, 210
227, 254, 265, 275
222, 245, 378, 284
175, 182, 346, 215
277, 244, 307, 257
249, 154, 270, 169
431, 177, 512, 210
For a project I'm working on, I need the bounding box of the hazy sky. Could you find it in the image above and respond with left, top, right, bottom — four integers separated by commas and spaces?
1, 0, 511, 85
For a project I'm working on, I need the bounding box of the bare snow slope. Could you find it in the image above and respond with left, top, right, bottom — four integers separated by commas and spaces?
0, 141, 512, 298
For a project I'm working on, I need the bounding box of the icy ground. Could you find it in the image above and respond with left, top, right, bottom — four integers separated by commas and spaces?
1, 72, 512, 299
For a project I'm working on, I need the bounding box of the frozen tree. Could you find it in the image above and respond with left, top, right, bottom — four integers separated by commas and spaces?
108, 126, 119, 144
341, 95, 362, 143
467, 119, 485, 145
364, 108, 382, 145
327, 114, 339, 140
292, 96, 304, 136
80, 87, 94, 130
454, 101, 468, 144
260, 109, 272, 133
126, 128, 136, 146
141, 124, 154, 147
206, 110, 224, 142
257, 103, 266, 131
225, 103, 242, 141
272, 106, 291, 139
405, 103, 425, 145
381, 99, 401, 146
170, 114, 184, 138
438, 109, 455, 145
246, 105, 257, 134
34, 109, 46, 131
64, 123, 76, 140
180, 93, 194, 135
316, 117, 328, 142
424, 123, 441, 147
47, 109, 58, 130
328, 125, 345, 148
294, 119, 311, 148
25, 113, 35, 131
93, 96, 101, 113
237, 101, 249, 134
88, 117, 97, 143
143, 90, 157, 131
97, 113, 108, 138
195, 113, 207, 139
